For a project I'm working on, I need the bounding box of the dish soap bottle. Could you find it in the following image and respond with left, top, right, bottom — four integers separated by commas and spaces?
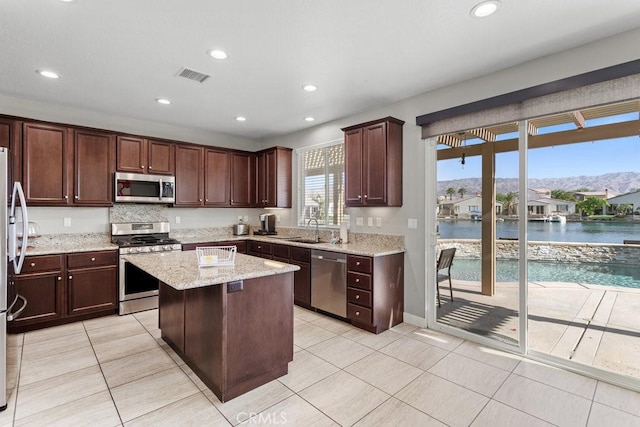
340, 222, 349, 244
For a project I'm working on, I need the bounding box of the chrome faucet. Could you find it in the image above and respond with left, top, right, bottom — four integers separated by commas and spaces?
307, 217, 320, 242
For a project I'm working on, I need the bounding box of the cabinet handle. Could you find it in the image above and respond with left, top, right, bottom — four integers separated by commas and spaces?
30, 262, 35, 267
231, 199, 234, 203
74, 195, 79, 199
91, 257, 96, 261
68, 275, 73, 280
356, 311, 360, 316
205, 199, 208, 202
356, 261, 361, 266
199, 198, 202, 202
64, 195, 68, 200
148, 166, 152, 170
141, 165, 145, 169
364, 194, 368, 199
358, 195, 361, 199
355, 278, 360, 283
57, 276, 62, 281
355, 294, 360, 299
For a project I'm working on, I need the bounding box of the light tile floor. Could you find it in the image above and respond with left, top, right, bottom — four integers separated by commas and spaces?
2, 306, 640, 426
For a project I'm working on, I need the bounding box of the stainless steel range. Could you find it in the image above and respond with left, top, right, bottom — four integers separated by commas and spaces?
111, 221, 181, 315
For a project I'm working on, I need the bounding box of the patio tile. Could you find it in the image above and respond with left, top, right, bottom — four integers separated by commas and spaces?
607, 292, 640, 330
592, 323, 640, 378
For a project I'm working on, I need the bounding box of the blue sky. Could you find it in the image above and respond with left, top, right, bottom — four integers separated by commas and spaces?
438, 113, 640, 181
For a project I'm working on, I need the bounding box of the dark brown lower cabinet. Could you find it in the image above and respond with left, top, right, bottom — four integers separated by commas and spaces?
346, 252, 404, 334
8, 250, 118, 333
159, 272, 294, 402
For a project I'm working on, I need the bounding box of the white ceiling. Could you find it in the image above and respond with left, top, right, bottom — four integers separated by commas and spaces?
2, 0, 640, 141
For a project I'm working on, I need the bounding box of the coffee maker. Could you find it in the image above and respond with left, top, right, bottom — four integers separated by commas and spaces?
254, 213, 277, 235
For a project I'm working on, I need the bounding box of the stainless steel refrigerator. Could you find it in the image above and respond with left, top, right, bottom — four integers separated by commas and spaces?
0, 148, 29, 411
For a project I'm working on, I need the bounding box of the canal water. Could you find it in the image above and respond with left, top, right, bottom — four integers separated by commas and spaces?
439, 220, 640, 244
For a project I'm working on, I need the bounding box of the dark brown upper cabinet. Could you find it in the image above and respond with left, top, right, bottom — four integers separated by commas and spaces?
204, 148, 231, 206
174, 144, 204, 207
255, 147, 292, 208
230, 151, 254, 207
73, 129, 115, 206
21, 123, 114, 206
116, 135, 174, 175
342, 117, 404, 207
22, 122, 72, 205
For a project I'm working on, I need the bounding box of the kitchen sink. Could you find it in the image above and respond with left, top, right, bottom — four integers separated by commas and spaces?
289, 238, 324, 244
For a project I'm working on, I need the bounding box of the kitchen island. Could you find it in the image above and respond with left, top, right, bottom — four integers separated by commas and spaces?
123, 250, 299, 402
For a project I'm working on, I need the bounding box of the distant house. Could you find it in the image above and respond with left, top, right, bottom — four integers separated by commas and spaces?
439, 195, 502, 218
574, 190, 615, 201
603, 190, 640, 215
526, 197, 576, 216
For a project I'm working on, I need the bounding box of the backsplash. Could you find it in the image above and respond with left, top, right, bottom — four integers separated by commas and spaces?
109, 204, 169, 223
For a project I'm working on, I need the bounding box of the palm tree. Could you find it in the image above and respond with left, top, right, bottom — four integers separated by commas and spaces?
446, 187, 456, 200
457, 187, 467, 198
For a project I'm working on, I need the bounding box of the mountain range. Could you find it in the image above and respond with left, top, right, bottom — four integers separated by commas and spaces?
437, 172, 640, 196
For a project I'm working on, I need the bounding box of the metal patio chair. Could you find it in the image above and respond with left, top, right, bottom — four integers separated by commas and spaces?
436, 247, 456, 307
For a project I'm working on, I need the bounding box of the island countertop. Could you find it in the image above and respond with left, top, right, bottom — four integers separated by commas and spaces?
123, 250, 299, 290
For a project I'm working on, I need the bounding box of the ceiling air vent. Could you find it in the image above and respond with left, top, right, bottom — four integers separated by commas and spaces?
176, 67, 210, 83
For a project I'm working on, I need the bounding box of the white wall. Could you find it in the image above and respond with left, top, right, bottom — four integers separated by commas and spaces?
261, 27, 640, 321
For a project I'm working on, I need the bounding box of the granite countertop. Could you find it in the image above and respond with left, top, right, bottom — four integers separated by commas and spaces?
21, 227, 405, 258
123, 251, 299, 290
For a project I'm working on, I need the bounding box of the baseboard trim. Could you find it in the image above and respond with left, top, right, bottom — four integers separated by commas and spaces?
402, 312, 427, 328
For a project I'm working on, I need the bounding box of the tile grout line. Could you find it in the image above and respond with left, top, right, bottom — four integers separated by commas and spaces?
82, 320, 125, 427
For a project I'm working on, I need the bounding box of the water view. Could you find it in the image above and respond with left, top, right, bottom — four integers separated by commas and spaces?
439, 220, 640, 244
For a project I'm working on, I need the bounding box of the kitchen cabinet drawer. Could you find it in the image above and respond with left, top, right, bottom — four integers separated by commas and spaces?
347, 288, 372, 308
248, 241, 272, 255
347, 255, 372, 274
347, 303, 372, 324
67, 250, 117, 269
271, 244, 290, 259
19, 255, 63, 274
347, 271, 372, 290
290, 247, 311, 263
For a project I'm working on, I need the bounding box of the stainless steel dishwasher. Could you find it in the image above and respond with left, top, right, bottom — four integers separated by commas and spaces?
311, 249, 347, 317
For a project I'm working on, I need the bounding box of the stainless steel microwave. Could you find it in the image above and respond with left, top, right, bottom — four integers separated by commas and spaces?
115, 172, 175, 204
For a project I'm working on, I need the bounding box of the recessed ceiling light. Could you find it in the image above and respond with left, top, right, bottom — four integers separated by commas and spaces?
302, 84, 317, 92
155, 98, 171, 105
235, 116, 246, 122
470, 0, 501, 18
59, 0, 73, 2
208, 50, 228, 60
304, 117, 315, 122
36, 70, 60, 79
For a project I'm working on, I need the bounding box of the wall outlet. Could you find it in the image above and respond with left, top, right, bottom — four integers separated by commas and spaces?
276, 215, 281, 223
63, 217, 71, 227
367, 217, 373, 227
175, 216, 181, 224
408, 218, 418, 229
238, 215, 243, 223
376, 217, 382, 227
356, 217, 364, 226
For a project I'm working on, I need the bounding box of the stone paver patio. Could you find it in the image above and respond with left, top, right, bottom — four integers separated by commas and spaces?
436, 280, 640, 378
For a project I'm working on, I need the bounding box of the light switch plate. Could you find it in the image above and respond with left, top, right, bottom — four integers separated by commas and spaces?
376, 217, 382, 227
63, 217, 71, 227
356, 217, 364, 226
408, 218, 418, 229
367, 217, 373, 227
175, 216, 181, 224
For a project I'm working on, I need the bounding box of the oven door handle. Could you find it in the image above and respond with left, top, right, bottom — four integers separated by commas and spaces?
158, 178, 163, 200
